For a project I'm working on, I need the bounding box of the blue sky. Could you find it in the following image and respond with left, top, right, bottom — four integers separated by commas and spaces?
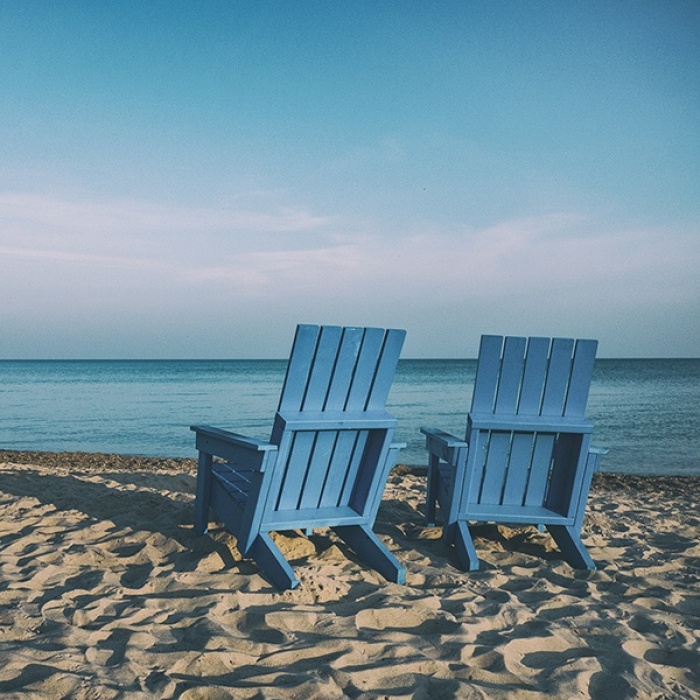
1, 1, 698, 358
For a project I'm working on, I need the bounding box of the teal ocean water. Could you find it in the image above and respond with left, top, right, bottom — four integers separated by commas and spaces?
1, 359, 699, 475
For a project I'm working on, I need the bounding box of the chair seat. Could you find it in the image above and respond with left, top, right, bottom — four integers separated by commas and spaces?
212, 463, 253, 506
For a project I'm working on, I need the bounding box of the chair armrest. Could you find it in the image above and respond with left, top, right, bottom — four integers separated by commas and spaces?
190, 425, 278, 471
420, 427, 468, 465
587, 444, 609, 473
191, 425, 276, 451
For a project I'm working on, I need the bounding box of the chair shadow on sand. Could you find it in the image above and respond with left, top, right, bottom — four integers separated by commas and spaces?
0, 459, 599, 596
376, 488, 575, 575
0, 467, 242, 576
0, 465, 418, 589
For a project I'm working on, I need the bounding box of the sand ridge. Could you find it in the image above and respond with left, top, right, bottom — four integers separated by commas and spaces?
0, 453, 698, 699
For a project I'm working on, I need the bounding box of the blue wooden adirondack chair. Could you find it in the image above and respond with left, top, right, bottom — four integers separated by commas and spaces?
421, 335, 607, 572
192, 324, 407, 590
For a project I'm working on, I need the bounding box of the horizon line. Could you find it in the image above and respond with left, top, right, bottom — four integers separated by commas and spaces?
1, 356, 698, 362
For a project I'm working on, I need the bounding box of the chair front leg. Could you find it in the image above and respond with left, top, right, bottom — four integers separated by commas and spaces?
453, 520, 480, 572
547, 524, 595, 570
333, 524, 406, 585
249, 533, 300, 590
194, 451, 213, 535
426, 453, 440, 526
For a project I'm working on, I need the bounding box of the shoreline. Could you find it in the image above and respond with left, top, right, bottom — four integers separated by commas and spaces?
2, 448, 699, 490
1, 451, 698, 698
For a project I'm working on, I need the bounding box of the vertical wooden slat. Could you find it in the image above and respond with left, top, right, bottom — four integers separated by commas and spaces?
564, 340, 597, 417
478, 432, 510, 504
524, 433, 555, 506
302, 326, 343, 411
367, 328, 406, 409
494, 336, 526, 414
277, 324, 320, 412
502, 432, 535, 505
467, 429, 490, 509
298, 431, 339, 509
571, 435, 596, 528
324, 327, 364, 410
518, 337, 550, 415
338, 431, 369, 505
471, 335, 503, 413
194, 451, 213, 535
346, 328, 385, 410
319, 431, 358, 507
541, 338, 575, 416
275, 432, 315, 510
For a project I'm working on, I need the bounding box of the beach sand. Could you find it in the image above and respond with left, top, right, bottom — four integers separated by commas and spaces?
1, 451, 698, 699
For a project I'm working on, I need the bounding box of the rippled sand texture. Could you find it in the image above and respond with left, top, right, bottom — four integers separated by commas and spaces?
1, 454, 698, 699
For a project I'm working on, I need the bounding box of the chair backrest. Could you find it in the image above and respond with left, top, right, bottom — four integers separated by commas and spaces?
471, 335, 597, 418
465, 335, 597, 517
276, 325, 405, 416
265, 324, 405, 521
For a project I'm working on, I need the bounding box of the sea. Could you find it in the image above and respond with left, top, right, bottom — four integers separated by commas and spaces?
1, 359, 699, 476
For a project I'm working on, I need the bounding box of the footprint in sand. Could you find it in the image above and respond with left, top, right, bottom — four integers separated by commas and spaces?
235, 610, 293, 645
119, 562, 153, 589
85, 628, 131, 667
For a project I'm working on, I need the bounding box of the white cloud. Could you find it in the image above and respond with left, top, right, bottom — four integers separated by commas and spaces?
2, 190, 697, 358
0, 191, 330, 235
160, 212, 698, 315
4, 191, 695, 306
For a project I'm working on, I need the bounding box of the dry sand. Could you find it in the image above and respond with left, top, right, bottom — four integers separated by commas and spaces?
1, 450, 698, 699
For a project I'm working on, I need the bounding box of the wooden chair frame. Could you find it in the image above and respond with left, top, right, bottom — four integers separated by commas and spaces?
192, 324, 407, 589
422, 335, 608, 571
